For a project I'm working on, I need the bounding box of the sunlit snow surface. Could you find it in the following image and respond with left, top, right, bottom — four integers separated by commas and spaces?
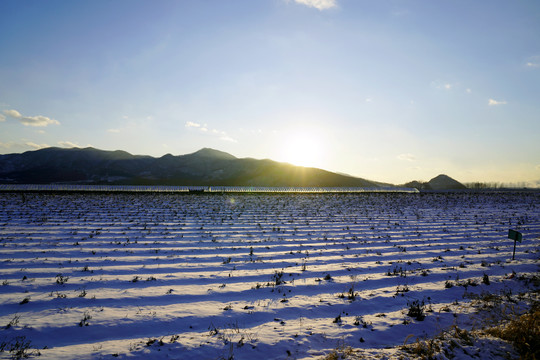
0, 191, 538, 359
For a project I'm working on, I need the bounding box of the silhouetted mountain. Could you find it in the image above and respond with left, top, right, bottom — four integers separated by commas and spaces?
0, 147, 379, 187
188, 148, 237, 160
403, 174, 466, 190
428, 174, 467, 190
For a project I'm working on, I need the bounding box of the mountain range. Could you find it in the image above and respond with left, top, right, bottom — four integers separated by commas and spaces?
0, 147, 466, 189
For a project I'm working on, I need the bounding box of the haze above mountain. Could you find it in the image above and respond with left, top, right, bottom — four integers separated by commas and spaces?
0, 147, 465, 189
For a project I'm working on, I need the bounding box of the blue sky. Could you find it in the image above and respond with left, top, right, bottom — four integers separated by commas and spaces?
1, 0, 539, 185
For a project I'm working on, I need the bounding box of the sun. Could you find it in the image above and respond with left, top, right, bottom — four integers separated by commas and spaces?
278, 132, 325, 169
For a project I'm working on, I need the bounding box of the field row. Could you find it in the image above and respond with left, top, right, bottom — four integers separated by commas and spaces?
0, 192, 538, 359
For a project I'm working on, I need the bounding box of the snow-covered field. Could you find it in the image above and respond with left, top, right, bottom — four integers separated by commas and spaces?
0, 191, 538, 359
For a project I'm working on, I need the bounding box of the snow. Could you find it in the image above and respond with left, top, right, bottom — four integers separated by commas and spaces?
0, 191, 538, 359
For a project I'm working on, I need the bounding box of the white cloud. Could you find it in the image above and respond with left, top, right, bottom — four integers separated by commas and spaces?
525, 55, 540, 68
3, 109, 60, 127
220, 135, 238, 143
21, 116, 60, 127
4, 109, 21, 117
107, 128, 120, 133
185, 121, 201, 128
58, 141, 80, 148
0, 114, 5, 122
397, 153, 416, 162
293, 0, 337, 10
488, 98, 507, 106
4, 109, 22, 119
25, 142, 49, 150
465, 88, 472, 94
185, 121, 237, 142
431, 80, 455, 90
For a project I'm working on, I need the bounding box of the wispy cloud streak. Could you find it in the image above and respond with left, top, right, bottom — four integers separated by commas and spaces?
488, 99, 507, 106
185, 121, 237, 143
525, 55, 540, 68
397, 153, 416, 162
25, 142, 49, 150
293, 0, 337, 10
58, 141, 81, 148
3, 109, 60, 127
